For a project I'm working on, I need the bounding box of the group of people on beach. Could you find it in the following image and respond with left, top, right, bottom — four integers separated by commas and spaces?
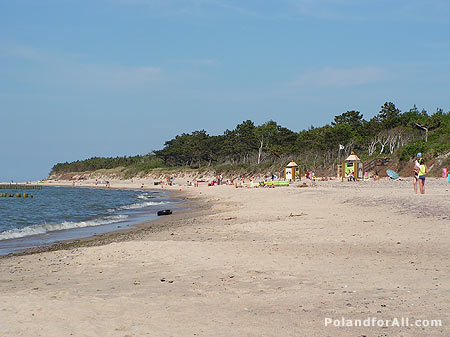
305, 171, 316, 181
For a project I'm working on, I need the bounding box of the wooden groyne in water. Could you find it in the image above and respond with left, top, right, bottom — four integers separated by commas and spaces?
0, 184, 42, 190
1, 192, 34, 198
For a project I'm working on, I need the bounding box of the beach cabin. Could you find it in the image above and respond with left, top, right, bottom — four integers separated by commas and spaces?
344, 152, 363, 180
284, 161, 300, 181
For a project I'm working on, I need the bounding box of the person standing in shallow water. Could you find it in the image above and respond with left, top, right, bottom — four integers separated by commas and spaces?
418, 158, 426, 194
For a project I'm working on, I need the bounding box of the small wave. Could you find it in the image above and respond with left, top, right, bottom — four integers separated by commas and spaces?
107, 199, 165, 212
119, 200, 167, 210
0, 215, 128, 241
137, 193, 156, 200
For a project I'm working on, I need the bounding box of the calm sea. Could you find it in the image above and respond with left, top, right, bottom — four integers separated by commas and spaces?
0, 186, 175, 255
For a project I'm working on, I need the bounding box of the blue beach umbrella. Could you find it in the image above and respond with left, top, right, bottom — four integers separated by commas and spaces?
386, 169, 400, 180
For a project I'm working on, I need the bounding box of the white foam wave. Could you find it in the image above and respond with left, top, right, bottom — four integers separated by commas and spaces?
119, 200, 167, 210
108, 199, 165, 212
0, 215, 128, 241
137, 193, 155, 200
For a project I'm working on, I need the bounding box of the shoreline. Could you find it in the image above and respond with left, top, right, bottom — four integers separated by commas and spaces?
0, 188, 204, 259
0, 182, 194, 258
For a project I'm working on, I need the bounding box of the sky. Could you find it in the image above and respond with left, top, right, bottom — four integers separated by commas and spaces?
1, 0, 450, 181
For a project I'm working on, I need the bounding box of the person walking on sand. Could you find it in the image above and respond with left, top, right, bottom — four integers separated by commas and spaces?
418, 158, 426, 194
413, 153, 421, 194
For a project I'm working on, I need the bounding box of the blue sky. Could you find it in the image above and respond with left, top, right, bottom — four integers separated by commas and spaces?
1, 0, 450, 181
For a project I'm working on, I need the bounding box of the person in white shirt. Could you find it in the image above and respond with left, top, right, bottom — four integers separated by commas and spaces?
413, 153, 421, 194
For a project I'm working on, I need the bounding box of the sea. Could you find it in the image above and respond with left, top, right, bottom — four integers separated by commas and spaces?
0, 186, 176, 255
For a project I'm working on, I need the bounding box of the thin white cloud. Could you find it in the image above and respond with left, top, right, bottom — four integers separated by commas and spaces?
110, 0, 288, 19
74, 65, 162, 86
173, 59, 217, 65
291, 66, 390, 87
0, 44, 57, 63
289, 0, 450, 22
109, 0, 450, 22
1, 43, 162, 89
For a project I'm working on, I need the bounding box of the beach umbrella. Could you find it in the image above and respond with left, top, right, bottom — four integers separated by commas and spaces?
386, 169, 399, 180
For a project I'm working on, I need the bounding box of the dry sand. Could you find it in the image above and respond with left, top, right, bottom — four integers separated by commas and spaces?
1, 178, 449, 336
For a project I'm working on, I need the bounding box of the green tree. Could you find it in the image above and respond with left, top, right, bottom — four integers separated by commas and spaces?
233, 120, 258, 163
376, 102, 401, 128
254, 121, 279, 164
332, 110, 364, 130
253, 121, 297, 164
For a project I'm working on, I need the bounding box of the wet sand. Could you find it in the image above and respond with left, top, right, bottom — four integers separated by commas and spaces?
1, 178, 449, 336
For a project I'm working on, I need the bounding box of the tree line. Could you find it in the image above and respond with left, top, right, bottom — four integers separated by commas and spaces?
50, 102, 450, 175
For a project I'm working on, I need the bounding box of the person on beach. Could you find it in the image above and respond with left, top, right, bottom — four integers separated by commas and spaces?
418, 158, 426, 194
413, 153, 421, 194
373, 170, 379, 181
348, 171, 355, 182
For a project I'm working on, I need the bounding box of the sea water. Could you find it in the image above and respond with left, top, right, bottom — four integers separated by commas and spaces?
0, 186, 174, 255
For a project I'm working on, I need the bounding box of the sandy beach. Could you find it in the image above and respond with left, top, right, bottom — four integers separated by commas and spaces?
1, 178, 449, 336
